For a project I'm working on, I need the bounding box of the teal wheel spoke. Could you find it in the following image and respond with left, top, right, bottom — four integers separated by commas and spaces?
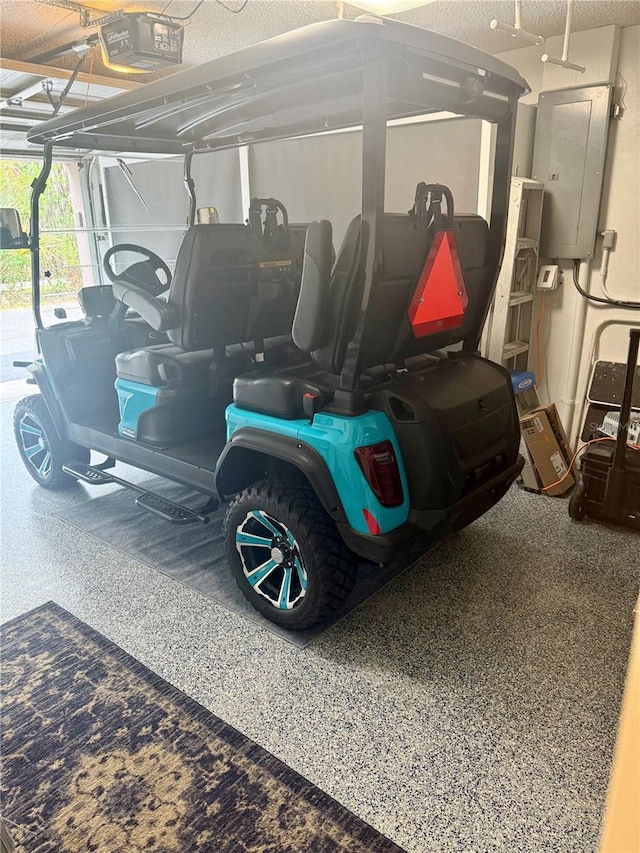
19, 414, 51, 476
236, 510, 308, 611
251, 510, 282, 539
293, 557, 308, 591
236, 531, 272, 548
37, 451, 52, 476
19, 422, 42, 438
246, 558, 278, 589
278, 566, 293, 609
24, 444, 43, 460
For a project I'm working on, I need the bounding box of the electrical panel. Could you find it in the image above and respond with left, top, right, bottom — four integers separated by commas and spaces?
532, 84, 613, 259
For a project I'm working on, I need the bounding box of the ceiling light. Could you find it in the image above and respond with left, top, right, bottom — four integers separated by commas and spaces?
350, 0, 437, 14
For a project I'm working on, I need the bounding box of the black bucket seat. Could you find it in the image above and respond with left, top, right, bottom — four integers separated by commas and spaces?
113, 222, 304, 390
233, 208, 491, 419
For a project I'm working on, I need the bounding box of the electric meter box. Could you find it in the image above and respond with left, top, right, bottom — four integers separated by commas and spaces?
100, 14, 184, 71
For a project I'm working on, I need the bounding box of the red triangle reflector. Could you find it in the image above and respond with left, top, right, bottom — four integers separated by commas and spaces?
408, 230, 468, 338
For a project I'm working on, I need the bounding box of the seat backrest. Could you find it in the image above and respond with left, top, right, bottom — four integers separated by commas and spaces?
305, 216, 364, 374
295, 211, 490, 375
167, 224, 255, 351
292, 220, 333, 352
361, 213, 490, 366
245, 223, 308, 345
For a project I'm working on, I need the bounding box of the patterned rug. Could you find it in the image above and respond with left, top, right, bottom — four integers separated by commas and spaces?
1, 602, 404, 853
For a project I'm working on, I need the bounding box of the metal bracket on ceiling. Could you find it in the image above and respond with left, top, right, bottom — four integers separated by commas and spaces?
489, 0, 545, 45
0, 78, 53, 109
540, 0, 586, 73
44, 50, 89, 116
42, 79, 56, 110
34, 0, 124, 28
1, 48, 92, 117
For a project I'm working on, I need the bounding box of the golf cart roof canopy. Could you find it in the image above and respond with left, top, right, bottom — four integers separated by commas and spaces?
27, 16, 528, 155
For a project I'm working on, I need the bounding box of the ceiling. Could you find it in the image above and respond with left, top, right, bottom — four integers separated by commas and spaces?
1, 0, 639, 159
0, 58, 137, 158
2, 0, 640, 79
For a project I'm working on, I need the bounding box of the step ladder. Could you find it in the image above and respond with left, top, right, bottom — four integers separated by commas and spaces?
484, 177, 544, 371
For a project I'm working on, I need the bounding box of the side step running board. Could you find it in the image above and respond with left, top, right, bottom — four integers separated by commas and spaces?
134, 491, 208, 525
62, 462, 213, 525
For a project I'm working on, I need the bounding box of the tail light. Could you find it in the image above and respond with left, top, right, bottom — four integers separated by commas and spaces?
354, 440, 404, 507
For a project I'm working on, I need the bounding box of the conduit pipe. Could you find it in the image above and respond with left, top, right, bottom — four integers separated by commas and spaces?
541, 0, 585, 73
558, 259, 590, 445
599, 244, 614, 300
598, 231, 640, 306
490, 0, 545, 45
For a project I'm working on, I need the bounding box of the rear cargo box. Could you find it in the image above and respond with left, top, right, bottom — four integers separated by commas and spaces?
368, 354, 520, 510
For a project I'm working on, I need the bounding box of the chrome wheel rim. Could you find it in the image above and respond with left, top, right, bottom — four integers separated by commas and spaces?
235, 510, 308, 610
18, 413, 52, 478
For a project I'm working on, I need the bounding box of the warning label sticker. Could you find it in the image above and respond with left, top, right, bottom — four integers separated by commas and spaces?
550, 451, 568, 478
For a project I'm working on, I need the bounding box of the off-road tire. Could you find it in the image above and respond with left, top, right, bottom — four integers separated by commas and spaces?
14, 395, 89, 489
224, 478, 358, 629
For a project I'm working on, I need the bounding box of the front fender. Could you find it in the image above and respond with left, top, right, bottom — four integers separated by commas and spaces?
26, 361, 67, 441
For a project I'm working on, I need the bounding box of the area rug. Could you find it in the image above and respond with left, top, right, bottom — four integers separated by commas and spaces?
0, 602, 405, 853
54, 478, 429, 647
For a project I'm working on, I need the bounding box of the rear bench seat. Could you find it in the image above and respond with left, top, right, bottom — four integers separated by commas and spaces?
233, 210, 490, 419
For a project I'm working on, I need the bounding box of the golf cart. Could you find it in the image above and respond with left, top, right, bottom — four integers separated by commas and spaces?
9, 16, 527, 629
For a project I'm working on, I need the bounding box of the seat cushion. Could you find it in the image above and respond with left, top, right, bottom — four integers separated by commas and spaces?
116, 344, 214, 387
116, 336, 302, 389
233, 364, 330, 419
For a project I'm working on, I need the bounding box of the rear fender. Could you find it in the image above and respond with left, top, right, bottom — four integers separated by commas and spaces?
221, 406, 410, 536
215, 428, 348, 525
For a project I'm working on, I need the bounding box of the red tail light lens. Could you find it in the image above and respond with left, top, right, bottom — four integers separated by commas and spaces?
354, 440, 404, 508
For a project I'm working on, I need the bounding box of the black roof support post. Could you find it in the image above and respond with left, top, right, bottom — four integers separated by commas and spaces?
340, 48, 388, 398
30, 140, 54, 332
465, 107, 517, 352
184, 150, 197, 227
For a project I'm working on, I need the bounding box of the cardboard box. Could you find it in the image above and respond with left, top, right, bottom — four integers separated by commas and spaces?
544, 403, 574, 468
519, 443, 542, 492
520, 404, 575, 496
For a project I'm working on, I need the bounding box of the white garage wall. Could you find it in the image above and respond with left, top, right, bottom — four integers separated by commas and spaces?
99, 117, 483, 274
249, 117, 483, 248
248, 131, 362, 249
498, 24, 640, 443
104, 159, 185, 267
386, 119, 482, 213
191, 150, 244, 223
102, 148, 242, 268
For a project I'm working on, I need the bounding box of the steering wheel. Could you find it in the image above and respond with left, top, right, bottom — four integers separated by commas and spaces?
103, 244, 172, 296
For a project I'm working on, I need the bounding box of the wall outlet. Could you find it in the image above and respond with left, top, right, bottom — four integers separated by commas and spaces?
537, 264, 561, 290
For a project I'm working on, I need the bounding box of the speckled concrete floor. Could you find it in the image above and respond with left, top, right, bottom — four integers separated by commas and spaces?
1, 395, 638, 853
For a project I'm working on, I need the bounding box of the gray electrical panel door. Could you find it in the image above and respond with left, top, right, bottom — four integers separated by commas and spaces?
532, 84, 613, 259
